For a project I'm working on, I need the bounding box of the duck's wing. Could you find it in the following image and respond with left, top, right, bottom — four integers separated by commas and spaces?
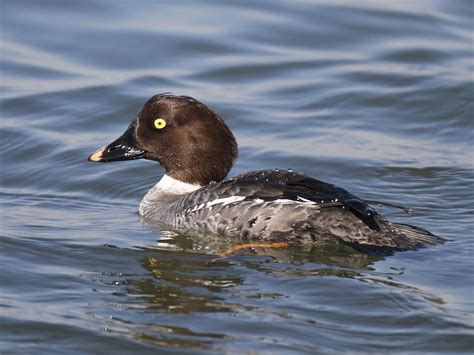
177, 170, 443, 254
224, 170, 382, 231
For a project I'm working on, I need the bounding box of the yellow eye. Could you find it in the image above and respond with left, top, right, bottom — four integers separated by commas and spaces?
154, 118, 167, 129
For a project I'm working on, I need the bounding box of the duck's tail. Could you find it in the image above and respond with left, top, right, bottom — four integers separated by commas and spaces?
393, 223, 445, 249
346, 220, 445, 256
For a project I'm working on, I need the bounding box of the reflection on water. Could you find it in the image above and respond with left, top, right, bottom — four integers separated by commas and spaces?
141, 230, 382, 268
87, 237, 448, 351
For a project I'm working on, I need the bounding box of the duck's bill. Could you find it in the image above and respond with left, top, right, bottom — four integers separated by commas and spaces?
88, 144, 145, 162
88, 122, 145, 163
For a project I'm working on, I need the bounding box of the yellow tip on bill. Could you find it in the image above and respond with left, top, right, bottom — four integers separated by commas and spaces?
88, 147, 105, 162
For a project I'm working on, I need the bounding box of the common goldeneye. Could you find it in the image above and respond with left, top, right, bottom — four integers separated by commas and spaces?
88, 94, 443, 254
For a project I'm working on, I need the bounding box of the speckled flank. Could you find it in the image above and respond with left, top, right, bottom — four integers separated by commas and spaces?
139, 169, 443, 254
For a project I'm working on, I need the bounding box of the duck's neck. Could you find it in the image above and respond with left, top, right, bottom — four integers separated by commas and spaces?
154, 174, 202, 195
139, 174, 202, 218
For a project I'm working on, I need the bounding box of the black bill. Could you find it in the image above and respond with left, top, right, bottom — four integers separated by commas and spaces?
88, 120, 145, 162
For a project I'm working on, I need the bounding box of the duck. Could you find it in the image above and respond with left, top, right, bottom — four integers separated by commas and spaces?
88, 94, 443, 255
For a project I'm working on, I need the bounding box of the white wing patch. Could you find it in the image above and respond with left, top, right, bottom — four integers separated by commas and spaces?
188, 196, 246, 213
296, 196, 316, 204
272, 197, 317, 205
186, 195, 320, 214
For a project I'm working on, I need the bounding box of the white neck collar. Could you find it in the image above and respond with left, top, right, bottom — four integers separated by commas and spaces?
155, 174, 202, 195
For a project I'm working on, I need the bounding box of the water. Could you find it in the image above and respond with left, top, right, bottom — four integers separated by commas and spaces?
1, 0, 473, 352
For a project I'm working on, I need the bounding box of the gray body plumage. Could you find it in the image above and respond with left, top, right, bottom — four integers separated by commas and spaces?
139, 170, 442, 254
